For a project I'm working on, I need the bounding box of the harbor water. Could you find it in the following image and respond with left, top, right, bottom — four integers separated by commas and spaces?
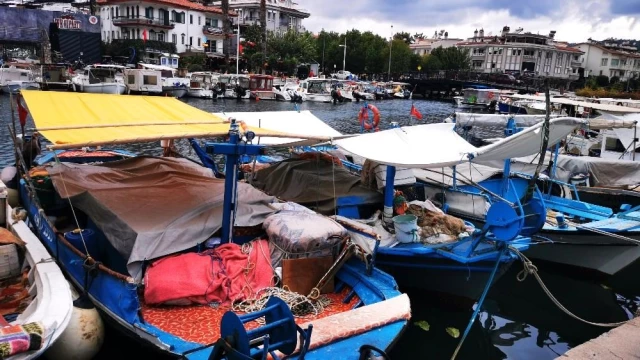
0, 95, 637, 360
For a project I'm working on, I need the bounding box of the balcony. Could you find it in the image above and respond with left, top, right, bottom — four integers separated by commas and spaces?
471, 54, 486, 59
113, 16, 174, 29
571, 60, 581, 67
203, 25, 224, 37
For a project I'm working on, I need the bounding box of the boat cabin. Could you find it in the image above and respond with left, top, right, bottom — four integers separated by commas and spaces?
249, 75, 273, 91
124, 68, 163, 94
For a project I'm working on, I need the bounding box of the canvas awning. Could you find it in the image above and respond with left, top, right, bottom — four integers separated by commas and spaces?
20, 91, 329, 149
334, 118, 586, 169
213, 110, 344, 146
507, 94, 640, 114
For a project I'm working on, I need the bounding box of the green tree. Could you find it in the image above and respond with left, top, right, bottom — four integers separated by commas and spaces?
430, 46, 471, 70
394, 31, 413, 44
266, 30, 316, 75
386, 39, 412, 74
421, 54, 442, 71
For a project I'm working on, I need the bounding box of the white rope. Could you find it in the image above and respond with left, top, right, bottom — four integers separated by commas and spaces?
510, 246, 633, 328
232, 287, 331, 321
53, 154, 90, 256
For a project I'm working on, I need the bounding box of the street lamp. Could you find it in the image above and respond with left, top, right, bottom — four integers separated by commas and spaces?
388, 25, 393, 80
321, 28, 325, 74
236, 9, 242, 75
339, 36, 346, 71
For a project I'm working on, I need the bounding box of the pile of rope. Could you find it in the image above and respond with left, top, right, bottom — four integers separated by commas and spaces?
232, 287, 331, 323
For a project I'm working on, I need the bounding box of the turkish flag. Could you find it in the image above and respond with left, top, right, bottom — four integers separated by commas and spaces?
16, 93, 28, 127
410, 104, 423, 120
142, 29, 148, 42
239, 43, 244, 54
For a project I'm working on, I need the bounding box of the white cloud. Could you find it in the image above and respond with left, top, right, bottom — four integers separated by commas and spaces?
299, 0, 640, 43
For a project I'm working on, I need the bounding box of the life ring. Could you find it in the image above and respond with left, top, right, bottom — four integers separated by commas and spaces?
358, 104, 381, 131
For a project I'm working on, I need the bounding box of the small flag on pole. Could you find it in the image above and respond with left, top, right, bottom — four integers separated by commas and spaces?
410, 104, 423, 120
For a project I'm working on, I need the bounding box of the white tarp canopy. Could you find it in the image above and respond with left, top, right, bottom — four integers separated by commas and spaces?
507, 94, 640, 114
213, 110, 344, 146
334, 118, 586, 169
446, 112, 560, 127
593, 113, 640, 151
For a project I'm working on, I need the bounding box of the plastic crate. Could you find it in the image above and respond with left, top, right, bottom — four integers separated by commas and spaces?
0, 243, 20, 280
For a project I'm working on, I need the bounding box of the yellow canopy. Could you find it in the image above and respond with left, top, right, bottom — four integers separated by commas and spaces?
21, 91, 327, 149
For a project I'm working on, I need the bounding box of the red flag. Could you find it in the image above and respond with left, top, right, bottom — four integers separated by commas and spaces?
16, 93, 28, 127
142, 29, 148, 42
410, 104, 423, 120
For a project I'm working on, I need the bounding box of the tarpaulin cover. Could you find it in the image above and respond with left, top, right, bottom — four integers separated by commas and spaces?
46, 156, 277, 281
19, 91, 305, 150
250, 158, 383, 214
334, 118, 585, 168
143, 240, 273, 305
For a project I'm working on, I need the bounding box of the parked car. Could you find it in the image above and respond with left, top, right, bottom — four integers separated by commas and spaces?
333, 70, 353, 80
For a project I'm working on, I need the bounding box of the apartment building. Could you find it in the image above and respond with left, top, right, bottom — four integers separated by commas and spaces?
575, 40, 640, 81
211, 0, 310, 33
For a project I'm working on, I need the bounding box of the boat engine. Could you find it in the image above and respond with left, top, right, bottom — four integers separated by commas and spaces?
235, 85, 247, 100
209, 297, 313, 360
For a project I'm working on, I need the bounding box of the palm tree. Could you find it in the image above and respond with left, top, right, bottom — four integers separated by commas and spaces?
259, 0, 267, 73
222, 0, 230, 68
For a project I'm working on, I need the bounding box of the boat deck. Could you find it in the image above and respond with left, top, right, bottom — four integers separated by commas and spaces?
139, 286, 360, 344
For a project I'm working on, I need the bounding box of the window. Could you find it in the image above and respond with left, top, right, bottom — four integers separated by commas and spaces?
190, 14, 193, 24
145, 7, 153, 19
136, 5, 139, 17
110, 7, 114, 19
198, 16, 201, 25
143, 75, 158, 85
127, 75, 135, 84
172, 34, 177, 44
611, 59, 620, 66
111, 30, 114, 39
197, 37, 201, 46
601, 58, 608, 66
189, 36, 193, 46
180, 12, 185, 23
157, 32, 165, 42
181, 33, 185, 44
523, 50, 534, 56
115, 7, 119, 18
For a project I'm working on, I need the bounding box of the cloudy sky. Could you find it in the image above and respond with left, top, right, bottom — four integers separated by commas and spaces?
300, 0, 639, 43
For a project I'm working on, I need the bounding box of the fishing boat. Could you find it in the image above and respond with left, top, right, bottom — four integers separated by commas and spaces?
420, 117, 640, 278
210, 113, 578, 299
218, 74, 250, 100
13, 91, 411, 360
0, 63, 40, 94
137, 63, 189, 98
38, 64, 72, 92
123, 68, 163, 95
453, 87, 501, 110
298, 78, 333, 103
187, 72, 219, 99
249, 74, 278, 101
0, 181, 76, 359
71, 65, 126, 95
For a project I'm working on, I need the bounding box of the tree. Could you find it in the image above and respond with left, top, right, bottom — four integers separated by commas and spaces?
429, 46, 471, 70
386, 39, 413, 74
421, 54, 442, 71
413, 33, 424, 41
609, 76, 620, 84
393, 32, 413, 44
267, 30, 316, 75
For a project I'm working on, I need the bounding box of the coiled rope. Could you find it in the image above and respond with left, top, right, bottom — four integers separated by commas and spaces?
232, 287, 331, 322
509, 246, 633, 328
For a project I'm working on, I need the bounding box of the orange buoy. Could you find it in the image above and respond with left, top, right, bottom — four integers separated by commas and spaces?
358, 104, 381, 131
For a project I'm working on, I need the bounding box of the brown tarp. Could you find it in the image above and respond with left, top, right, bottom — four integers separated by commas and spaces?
47, 156, 276, 281
250, 158, 383, 214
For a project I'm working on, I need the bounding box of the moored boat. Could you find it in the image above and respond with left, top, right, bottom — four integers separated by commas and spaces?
13, 91, 411, 360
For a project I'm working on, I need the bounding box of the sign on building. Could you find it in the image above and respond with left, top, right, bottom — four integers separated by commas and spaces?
54, 15, 82, 30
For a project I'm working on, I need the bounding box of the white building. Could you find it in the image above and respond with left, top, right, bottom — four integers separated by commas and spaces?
574, 41, 640, 81
212, 0, 310, 33
455, 26, 583, 79
98, 0, 235, 55
410, 31, 462, 56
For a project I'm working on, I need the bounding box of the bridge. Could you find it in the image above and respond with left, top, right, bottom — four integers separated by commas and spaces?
394, 71, 580, 98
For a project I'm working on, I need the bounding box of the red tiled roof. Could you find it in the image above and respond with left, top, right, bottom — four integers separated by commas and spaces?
554, 45, 583, 53
97, 0, 237, 15
575, 42, 640, 58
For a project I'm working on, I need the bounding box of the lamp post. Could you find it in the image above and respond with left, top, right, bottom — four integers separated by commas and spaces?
388, 25, 393, 80
339, 36, 346, 71
321, 28, 325, 74
236, 9, 242, 75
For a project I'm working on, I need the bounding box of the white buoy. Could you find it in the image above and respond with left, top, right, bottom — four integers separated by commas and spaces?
45, 285, 105, 360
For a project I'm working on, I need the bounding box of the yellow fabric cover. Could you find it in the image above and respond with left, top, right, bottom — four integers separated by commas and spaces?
20, 91, 294, 149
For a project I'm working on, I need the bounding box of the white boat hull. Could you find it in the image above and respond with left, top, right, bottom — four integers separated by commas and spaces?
305, 93, 332, 103
1, 81, 40, 94
162, 87, 188, 98
187, 88, 213, 99
74, 83, 126, 95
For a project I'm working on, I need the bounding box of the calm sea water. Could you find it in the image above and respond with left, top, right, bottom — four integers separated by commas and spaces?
0, 95, 637, 360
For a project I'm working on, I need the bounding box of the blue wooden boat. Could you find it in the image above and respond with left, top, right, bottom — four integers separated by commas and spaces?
13, 91, 411, 360
420, 117, 640, 277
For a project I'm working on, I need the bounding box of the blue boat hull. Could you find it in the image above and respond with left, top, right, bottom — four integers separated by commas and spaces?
20, 179, 408, 359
